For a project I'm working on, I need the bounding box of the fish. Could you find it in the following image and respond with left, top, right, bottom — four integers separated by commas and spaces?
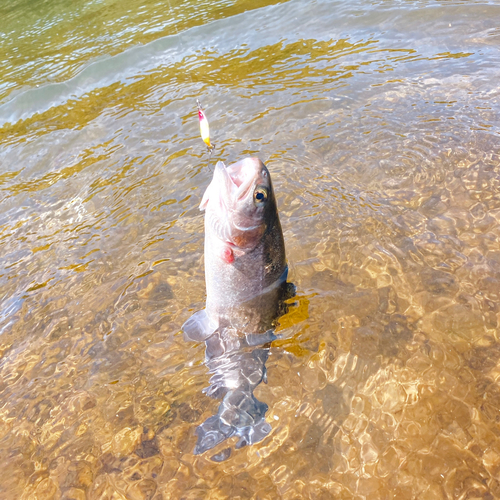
183, 157, 288, 340
182, 157, 292, 459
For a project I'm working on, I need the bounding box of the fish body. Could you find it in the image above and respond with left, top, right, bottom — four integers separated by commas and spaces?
184, 157, 287, 340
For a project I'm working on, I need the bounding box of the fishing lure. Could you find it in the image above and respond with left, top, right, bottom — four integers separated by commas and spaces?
197, 99, 215, 153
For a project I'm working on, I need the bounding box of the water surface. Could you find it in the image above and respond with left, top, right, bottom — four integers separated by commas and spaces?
1, 0, 500, 498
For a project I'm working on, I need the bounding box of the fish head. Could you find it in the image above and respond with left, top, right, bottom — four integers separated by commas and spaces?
200, 158, 277, 250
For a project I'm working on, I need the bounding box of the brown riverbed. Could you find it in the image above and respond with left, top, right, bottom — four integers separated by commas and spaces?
1, 0, 500, 498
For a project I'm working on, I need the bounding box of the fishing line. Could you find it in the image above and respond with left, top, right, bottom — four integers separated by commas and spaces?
167, 1, 217, 170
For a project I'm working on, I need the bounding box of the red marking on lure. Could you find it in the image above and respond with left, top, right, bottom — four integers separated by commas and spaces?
222, 247, 234, 264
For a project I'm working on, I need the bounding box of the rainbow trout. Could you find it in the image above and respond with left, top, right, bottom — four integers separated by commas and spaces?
183, 157, 287, 339
183, 157, 290, 459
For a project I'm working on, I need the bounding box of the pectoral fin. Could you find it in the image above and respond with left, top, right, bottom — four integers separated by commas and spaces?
182, 309, 217, 342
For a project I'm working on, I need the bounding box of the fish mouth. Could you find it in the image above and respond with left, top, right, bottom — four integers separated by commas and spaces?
223, 158, 264, 201
201, 158, 269, 247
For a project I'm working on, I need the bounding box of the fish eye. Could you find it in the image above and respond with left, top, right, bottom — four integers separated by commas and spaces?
254, 187, 268, 203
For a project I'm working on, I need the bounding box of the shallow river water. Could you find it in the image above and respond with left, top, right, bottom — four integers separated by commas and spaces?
1, 0, 500, 498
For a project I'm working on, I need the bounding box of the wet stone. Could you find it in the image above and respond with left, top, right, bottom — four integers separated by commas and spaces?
177, 402, 201, 423
315, 383, 347, 419
62, 487, 86, 500
34, 477, 58, 500
420, 268, 459, 296
65, 461, 93, 489
432, 304, 486, 341
350, 325, 381, 358
127, 479, 157, 500
420, 194, 448, 218
111, 427, 143, 457
136, 271, 174, 303
466, 344, 500, 372
478, 277, 500, 301
135, 436, 160, 459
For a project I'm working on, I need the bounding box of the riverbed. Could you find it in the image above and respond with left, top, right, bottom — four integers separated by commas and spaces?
1, 0, 500, 498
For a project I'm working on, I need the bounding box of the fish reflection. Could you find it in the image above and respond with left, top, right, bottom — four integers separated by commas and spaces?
187, 317, 284, 460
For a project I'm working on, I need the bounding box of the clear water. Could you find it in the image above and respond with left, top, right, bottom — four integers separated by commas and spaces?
1, 0, 500, 498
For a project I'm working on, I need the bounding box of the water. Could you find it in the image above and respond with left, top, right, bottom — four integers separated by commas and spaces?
1, 0, 500, 497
